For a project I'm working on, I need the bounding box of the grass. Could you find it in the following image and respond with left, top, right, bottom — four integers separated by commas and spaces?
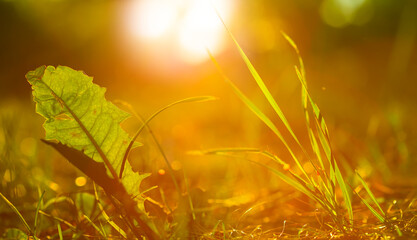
205, 21, 354, 232
199, 18, 415, 238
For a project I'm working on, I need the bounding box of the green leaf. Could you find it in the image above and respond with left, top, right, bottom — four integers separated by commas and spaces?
26, 65, 146, 202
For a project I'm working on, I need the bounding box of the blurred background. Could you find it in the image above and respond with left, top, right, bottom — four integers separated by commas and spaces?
1, 0, 417, 230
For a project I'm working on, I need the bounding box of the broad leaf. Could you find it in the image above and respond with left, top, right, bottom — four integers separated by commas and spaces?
26, 65, 146, 202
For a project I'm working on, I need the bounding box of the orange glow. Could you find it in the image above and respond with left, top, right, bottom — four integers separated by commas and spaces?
123, 0, 233, 64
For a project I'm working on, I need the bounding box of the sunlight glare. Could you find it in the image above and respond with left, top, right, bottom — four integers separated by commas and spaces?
178, 0, 232, 63
127, 0, 179, 39
124, 0, 233, 64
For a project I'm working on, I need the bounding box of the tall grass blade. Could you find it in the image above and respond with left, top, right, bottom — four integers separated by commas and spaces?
212, 11, 357, 229
282, 33, 354, 224
219, 19, 301, 145
282, 33, 333, 174
207, 50, 310, 181
214, 14, 311, 161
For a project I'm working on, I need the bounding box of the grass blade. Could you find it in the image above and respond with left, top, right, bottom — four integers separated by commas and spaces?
34, 190, 45, 236
283, 35, 334, 169
93, 184, 127, 239
335, 164, 353, 223
99, 220, 108, 238
394, 224, 403, 237
120, 96, 217, 178
0, 192, 32, 235
57, 223, 63, 240
221, 221, 226, 240
42, 196, 71, 210
283, 34, 341, 208
116, 100, 186, 202
38, 210, 76, 230
354, 188, 385, 223
210, 220, 221, 237
83, 214, 106, 238
197, 149, 317, 202
356, 171, 385, 216
190, 147, 289, 169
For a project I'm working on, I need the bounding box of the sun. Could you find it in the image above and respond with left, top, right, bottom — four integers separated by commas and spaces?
124, 0, 233, 64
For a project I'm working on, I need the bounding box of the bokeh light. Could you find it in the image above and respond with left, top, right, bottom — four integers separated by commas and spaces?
75, 176, 87, 187
158, 169, 166, 175
320, 0, 373, 27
